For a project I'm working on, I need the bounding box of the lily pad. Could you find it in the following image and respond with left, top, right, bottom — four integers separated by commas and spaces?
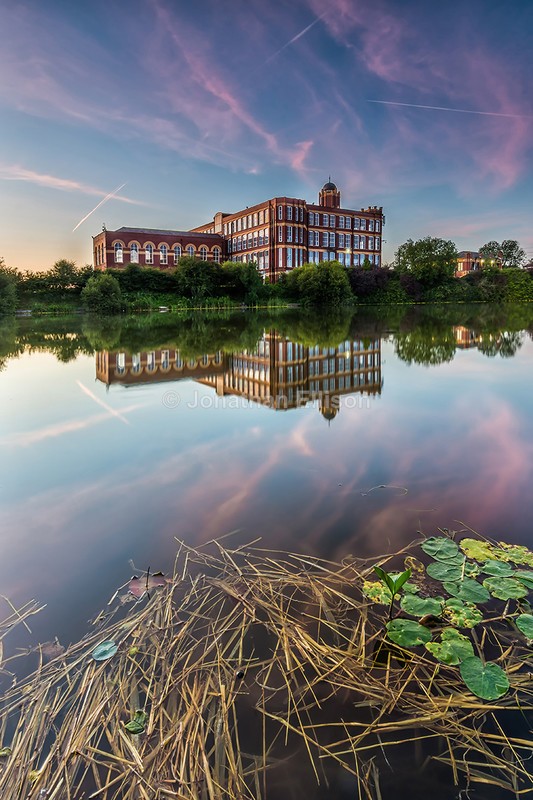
400, 594, 443, 618
514, 571, 533, 590
459, 538, 498, 563
125, 709, 148, 734
385, 619, 431, 647
425, 628, 474, 665
443, 598, 483, 628
421, 537, 461, 562
402, 582, 420, 595
498, 544, 533, 567
363, 580, 391, 605
443, 578, 490, 604
459, 656, 509, 700
426, 562, 464, 582
482, 560, 514, 577
515, 614, 533, 640
482, 577, 528, 601
91, 640, 118, 661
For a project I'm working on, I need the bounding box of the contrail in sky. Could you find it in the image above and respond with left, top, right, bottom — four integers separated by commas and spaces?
368, 99, 533, 119
76, 380, 131, 425
265, 12, 327, 64
72, 182, 127, 232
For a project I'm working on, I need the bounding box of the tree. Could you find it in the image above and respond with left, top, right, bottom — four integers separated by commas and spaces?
0, 258, 18, 315
394, 237, 458, 286
174, 257, 219, 302
479, 240, 526, 269
285, 260, 352, 306
81, 273, 123, 313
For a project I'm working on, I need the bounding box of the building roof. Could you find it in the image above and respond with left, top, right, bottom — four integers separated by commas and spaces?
114, 227, 222, 238
457, 251, 480, 258
322, 180, 338, 191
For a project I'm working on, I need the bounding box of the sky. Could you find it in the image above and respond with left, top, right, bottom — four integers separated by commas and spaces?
1, 0, 533, 271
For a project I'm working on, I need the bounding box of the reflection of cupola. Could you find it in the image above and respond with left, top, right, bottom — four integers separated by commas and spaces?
320, 395, 339, 423
319, 179, 341, 208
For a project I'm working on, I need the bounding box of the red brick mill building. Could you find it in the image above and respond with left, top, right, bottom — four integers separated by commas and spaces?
92, 181, 384, 282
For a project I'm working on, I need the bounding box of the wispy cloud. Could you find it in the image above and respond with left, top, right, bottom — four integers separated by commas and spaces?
1, 166, 141, 205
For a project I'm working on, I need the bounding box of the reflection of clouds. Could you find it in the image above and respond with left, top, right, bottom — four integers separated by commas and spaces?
3, 404, 144, 447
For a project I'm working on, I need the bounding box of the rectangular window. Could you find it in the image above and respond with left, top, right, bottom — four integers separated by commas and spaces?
369, 219, 375, 231
375, 220, 380, 232
346, 234, 351, 249
329, 232, 335, 248
314, 231, 320, 246
323, 214, 329, 226
353, 218, 360, 230
338, 216, 345, 228
329, 214, 336, 227
287, 226, 293, 242
287, 248, 293, 268
308, 230, 314, 245
375, 237, 380, 249
345, 217, 351, 230
278, 205, 283, 220
339, 233, 345, 248
339, 252, 345, 265
264, 228, 269, 244
375, 254, 380, 266
259, 210, 264, 224
360, 218, 366, 230
253, 213, 258, 227
278, 226, 283, 242
259, 231, 264, 246
368, 236, 374, 250
247, 215, 252, 228
309, 211, 315, 226
322, 231, 329, 247
359, 236, 366, 249
287, 206, 293, 220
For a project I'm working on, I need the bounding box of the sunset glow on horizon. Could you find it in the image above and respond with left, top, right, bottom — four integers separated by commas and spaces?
1, 0, 533, 271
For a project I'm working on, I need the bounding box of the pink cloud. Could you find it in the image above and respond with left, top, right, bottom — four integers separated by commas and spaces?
0, 166, 143, 205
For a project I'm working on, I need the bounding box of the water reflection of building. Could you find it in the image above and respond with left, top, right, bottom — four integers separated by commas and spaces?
454, 326, 482, 349
96, 334, 382, 419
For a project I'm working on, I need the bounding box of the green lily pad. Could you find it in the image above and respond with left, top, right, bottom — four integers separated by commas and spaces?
482, 560, 514, 577
363, 580, 392, 604
498, 544, 533, 567
425, 628, 474, 665
482, 577, 528, 601
386, 619, 432, 647
459, 656, 509, 700
0, 747, 12, 757
400, 594, 443, 618
515, 614, 533, 640
125, 709, 148, 735
464, 562, 481, 577
443, 599, 483, 628
91, 640, 118, 661
402, 582, 420, 595
459, 539, 498, 563
426, 562, 464, 582
421, 537, 461, 562
443, 578, 490, 603
514, 571, 533, 590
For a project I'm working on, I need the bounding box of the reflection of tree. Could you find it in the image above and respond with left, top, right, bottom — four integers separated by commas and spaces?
477, 331, 523, 359
394, 328, 456, 366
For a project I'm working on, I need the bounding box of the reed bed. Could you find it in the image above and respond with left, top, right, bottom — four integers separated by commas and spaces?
0, 538, 532, 799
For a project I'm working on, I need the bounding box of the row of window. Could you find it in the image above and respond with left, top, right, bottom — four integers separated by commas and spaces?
115, 351, 223, 374
228, 229, 270, 252
306, 232, 381, 249
113, 243, 221, 265
306, 211, 380, 231
295, 250, 381, 266
224, 208, 270, 235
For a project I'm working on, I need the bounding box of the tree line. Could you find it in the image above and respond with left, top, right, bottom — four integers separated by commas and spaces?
0, 236, 531, 315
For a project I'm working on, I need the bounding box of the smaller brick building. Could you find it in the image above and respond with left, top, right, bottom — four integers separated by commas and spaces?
92, 226, 225, 270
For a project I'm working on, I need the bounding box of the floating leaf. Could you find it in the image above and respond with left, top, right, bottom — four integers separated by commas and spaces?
483, 577, 528, 601
516, 614, 533, 640
498, 544, 533, 567
400, 594, 443, 618
443, 578, 490, 604
426, 562, 464, 582
421, 537, 461, 562
128, 572, 169, 599
125, 709, 148, 734
515, 571, 533, 590
385, 619, 431, 647
460, 656, 509, 700
91, 640, 118, 661
362, 580, 391, 605
425, 628, 474, 665
482, 560, 514, 577
464, 562, 480, 577
0, 747, 12, 757
402, 582, 420, 595
443, 599, 483, 628
459, 538, 498, 563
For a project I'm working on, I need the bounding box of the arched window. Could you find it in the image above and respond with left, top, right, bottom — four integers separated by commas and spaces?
173, 245, 181, 265
130, 243, 139, 263
199, 246, 208, 261
160, 244, 168, 265
187, 245, 195, 258
145, 244, 153, 264
114, 243, 123, 264
213, 247, 221, 263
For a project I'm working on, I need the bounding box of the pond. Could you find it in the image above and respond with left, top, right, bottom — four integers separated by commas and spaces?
1, 303, 533, 797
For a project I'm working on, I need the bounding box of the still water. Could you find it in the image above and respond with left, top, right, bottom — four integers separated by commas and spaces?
1, 305, 533, 798
1, 304, 533, 649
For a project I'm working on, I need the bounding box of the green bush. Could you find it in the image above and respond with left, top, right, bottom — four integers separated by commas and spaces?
81, 273, 123, 314
0, 267, 18, 315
